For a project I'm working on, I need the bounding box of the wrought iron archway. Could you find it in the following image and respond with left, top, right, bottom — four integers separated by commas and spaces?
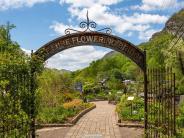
34, 12, 176, 138
33, 11, 148, 137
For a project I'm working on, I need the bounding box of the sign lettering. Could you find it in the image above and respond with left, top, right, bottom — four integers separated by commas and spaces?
35, 32, 145, 70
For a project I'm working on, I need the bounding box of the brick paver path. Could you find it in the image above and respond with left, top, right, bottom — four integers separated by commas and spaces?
65, 101, 121, 138
37, 101, 143, 138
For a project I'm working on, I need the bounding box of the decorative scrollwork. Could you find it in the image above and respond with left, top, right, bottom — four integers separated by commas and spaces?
79, 22, 88, 29
97, 28, 112, 34
89, 22, 97, 29
65, 28, 82, 35
65, 29, 71, 35
65, 11, 112, 35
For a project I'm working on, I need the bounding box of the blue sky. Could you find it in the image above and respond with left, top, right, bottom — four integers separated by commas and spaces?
0, 0, 183, 71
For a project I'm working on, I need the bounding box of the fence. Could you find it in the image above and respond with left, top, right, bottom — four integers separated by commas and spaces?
147, 68, 176, 137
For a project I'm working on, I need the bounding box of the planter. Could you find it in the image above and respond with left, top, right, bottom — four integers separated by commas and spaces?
69, 104, 96, 124
116, 113, 144, 128
36, 104, 96, 128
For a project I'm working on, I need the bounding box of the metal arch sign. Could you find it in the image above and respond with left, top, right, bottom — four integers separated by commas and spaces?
30, 11, 148, 138
34, 32, 146, 71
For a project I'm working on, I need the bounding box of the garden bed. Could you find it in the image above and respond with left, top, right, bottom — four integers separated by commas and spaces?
36, 101, 96, 128
116, 95, 144, 122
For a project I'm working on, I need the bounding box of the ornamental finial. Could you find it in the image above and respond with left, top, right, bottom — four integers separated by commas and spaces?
65, 10, 112, 35
87, 10, 89, 23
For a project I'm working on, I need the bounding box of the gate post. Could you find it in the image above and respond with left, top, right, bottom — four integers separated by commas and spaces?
143, 50, 148, 137
30, 50, 36, 138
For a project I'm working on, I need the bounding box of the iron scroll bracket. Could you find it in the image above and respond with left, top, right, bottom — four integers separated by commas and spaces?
65, 11, 112, 35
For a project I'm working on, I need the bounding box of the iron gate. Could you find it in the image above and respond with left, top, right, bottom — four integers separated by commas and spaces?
147, 68, 176, 137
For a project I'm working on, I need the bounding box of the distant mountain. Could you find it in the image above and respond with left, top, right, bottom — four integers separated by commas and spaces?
45, 68, 72, 73
60, 69, 72, 73
103, 8, 184, 59
164, 9, 184, 39
103, 9, 184, 59
150, 9, 184, 41
102, 51, 118, 59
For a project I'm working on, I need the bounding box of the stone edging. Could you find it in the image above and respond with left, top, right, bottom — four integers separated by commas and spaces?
37, 123, 73, 128
116, 113, 144, 128
108, 101, 117, 105
69, 104, 96, 124
37, 104, 96, 128
87, 99, 107, 102
117, 122, 144, 128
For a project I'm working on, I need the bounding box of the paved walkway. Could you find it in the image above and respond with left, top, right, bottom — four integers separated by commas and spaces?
65, 101, 121, 138
37, 127, 69, 138
37, 101, 143, 138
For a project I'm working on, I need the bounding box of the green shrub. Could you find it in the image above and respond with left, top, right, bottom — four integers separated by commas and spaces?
37, 100, 93, 124
37, 106, 81, 124
177, 77, 184, 95
85, 92, 108, 100
177, 102, 184, 128
116, 95, 144, 121
86, 94, 95, 100
108, 91, 122, 103
37, 106, 68, 123
96, 92, 108, 99
108, 93, 116, 101
175, 129, 184, 138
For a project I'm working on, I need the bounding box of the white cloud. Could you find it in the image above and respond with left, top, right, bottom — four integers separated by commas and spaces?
60, 0, 122, 7
51, 4, 167, 36
122, 13, 168, 24
49, 0, 169, 43
139, 29, 160, 40
175, 1, 184, 10
127, 32, 133, 37
131, 0, 183, 11
49, 21, 90, 35
61, 0, 168, 25
0, 0, 54, 10
45, 46, 111, 71
21, 48, 31, 55
0, 0, 169, 41
50, 22, 71, 35
21, 46, 110, 71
